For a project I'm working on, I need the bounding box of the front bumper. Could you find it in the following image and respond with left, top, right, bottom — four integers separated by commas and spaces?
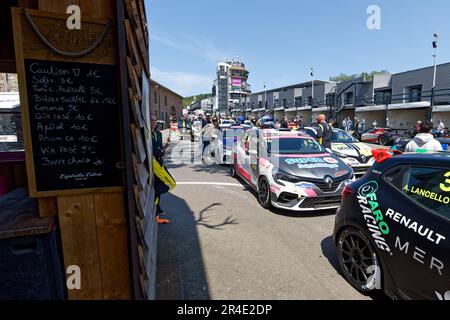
342, 158, 375, 176
269, 180, 348, 212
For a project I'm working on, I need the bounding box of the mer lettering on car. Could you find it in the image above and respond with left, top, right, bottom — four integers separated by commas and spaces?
395, 236, 446, 278
385, 208, 446, 245
357, 181, 392, 254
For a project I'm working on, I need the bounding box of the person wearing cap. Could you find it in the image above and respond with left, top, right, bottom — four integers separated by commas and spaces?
316, 114, 332, 149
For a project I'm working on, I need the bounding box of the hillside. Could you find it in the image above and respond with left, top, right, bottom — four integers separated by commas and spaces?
183, 93, 211, 107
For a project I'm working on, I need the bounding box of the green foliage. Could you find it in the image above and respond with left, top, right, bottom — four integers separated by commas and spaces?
183, 93, 211, 107
329, 70, 389, 82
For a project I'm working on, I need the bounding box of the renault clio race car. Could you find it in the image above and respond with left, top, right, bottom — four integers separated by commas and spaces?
230, 129, 355, 211
305, 127, 375, 176
334, 149, 450, 300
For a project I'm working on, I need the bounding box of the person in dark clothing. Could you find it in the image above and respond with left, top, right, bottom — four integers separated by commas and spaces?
280, 117, 289, 129
316, 114, 332, 149
298, 116, 304, 129
151, 114, 171, 224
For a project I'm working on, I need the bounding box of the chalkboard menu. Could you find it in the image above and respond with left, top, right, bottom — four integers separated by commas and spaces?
24, 59, 122, 192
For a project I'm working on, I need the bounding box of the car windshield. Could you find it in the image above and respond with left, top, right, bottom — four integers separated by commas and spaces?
332, 131, 358, 143
265, 137, 326, 155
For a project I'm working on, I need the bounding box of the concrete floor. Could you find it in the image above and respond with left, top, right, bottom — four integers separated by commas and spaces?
155, 136, 385, 300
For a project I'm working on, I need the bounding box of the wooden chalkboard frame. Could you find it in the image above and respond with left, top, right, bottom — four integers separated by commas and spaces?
12, 8, 124, 197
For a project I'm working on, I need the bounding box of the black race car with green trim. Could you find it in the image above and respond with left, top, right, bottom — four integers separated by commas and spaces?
333, 149, 450, 300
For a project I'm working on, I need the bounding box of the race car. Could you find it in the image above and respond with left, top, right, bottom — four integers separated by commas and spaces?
219, 119, 236, 129
222, 125, 246, 164
304, 127, 375, 177
353, 127, 391, 145
333, 149, 450, 300
230, 129, 355, 211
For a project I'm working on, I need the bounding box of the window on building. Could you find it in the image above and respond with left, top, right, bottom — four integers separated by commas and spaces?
374, 89, 392, 105
282, 99, 287, 108
344, 92, 354, 105
154, 91, 157, 104
295, 97, 302, 108
258, 101, 262, 109
307, 96, 313, 107
274, 99, 279, 108
326, 94, 335, 107
164, 96, 167, 106
407, 85, 422, 103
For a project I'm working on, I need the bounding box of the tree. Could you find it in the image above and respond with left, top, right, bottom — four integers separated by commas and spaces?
329, 70, 389, 82
182, 93, 211, 107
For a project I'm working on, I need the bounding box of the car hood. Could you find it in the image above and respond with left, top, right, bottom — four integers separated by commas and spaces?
271, 154, 352, 180
332, 142, 373, 158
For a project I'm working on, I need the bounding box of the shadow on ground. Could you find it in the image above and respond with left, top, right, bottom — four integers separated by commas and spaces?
321, 235, 389, 301
156, 193, 211, 300
156, 194, 239, 300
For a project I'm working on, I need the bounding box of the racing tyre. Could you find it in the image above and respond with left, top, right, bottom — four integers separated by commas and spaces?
337, 227, 382, 293
257, 177, 272, 209
230, 160, 237, 178
379, 135, 388, 146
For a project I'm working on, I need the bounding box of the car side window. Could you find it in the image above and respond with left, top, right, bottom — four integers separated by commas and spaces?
401, 167, 450, 220
383, 166, 406, 189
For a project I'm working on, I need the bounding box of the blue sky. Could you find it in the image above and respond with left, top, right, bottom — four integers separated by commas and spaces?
146, 0, 450, 97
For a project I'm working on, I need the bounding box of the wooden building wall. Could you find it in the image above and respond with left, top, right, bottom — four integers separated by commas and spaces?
6, 0, 155, 300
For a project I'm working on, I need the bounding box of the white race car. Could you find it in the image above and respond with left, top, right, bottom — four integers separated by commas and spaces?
305, 127, 375, 176
230, 129, 354, 211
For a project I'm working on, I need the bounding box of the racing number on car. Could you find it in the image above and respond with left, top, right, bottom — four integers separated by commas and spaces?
440, 172, 450, 192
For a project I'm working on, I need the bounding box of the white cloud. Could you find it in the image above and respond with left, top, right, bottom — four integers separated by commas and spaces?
151, 67, 212, 97
150, 32, 230, 62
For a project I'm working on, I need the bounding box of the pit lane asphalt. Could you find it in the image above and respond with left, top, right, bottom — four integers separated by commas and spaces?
156, 134, 382, 300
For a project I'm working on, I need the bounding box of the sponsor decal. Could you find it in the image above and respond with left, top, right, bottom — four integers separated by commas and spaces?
335, 170, 348, 178
295, 182, 315, 189
333, 143, 353, 151
394, 236, 446, 277
385, 208, 446, 245
285, 157, 339, 169
403, 185, 450, 205
357, 181, 391, 253
440, 172, 450, 192
323, 157, 339, 164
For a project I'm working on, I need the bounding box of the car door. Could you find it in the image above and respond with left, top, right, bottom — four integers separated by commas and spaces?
381, 165, 450, 299
248, 130, 260, 187
236, 131, 253, 184
362, 129, 377, 142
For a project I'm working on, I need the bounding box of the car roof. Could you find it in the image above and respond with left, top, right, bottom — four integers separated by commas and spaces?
261, 129, 314, 139
378, 152, 450, 168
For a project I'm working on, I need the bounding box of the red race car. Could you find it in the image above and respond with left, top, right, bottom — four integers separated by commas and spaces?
353, 127, 391, 145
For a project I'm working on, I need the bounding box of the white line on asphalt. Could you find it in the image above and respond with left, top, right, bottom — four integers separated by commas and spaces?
176, 182, 244, 187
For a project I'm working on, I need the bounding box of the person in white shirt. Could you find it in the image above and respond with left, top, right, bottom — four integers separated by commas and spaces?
437, 119, 445, 137
405, 120, 443, 153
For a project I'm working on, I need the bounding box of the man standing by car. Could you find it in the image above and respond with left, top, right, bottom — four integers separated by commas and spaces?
437, 119, 445, 137
405, 120, 443, 153
316, 114, 332, 149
